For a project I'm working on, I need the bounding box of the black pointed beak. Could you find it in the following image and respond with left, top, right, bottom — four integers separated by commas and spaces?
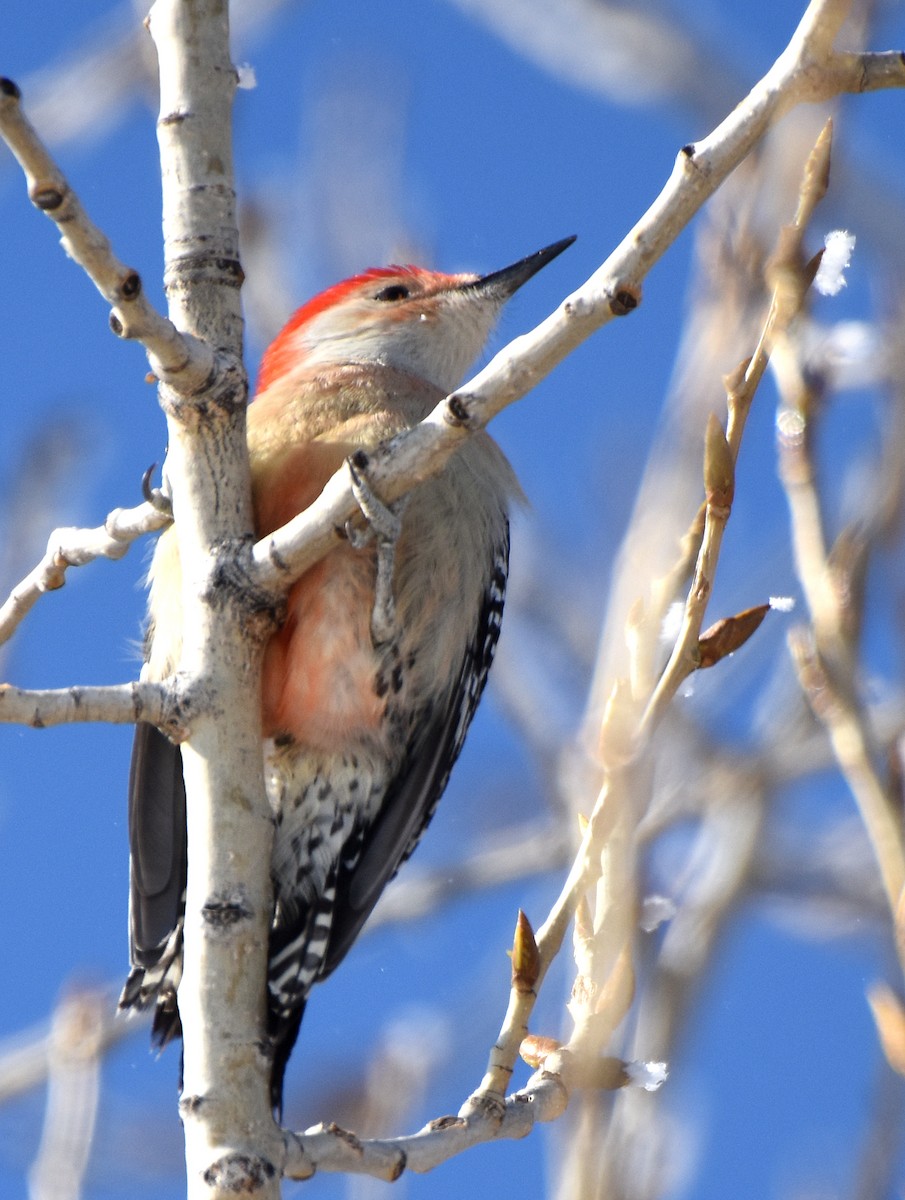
462, 235, 576, 299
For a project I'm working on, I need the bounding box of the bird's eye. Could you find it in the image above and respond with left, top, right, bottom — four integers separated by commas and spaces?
374, 284, 410, 302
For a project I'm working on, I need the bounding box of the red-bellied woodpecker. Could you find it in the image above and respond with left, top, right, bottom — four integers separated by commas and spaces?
120, 235, 575, 1112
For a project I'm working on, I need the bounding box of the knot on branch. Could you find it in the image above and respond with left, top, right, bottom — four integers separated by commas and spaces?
608, 284, 641, 317
164, 249, 245, 292
202, 1152, 277, 1191
459, 1090, 506, 1125
157, 348, 244, 411
31, 183, 66, 211
202, 888, 253, 931
444, 392, 477, 429
207, 536, 284, 628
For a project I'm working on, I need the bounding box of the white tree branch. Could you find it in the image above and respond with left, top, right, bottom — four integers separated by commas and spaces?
27, 993, 105, 1200
283, 1060, 571, 1181
146, 2, 283, 1196
0, 679, 186, 734
0, 79, 214, 392
0, 494, 171, 647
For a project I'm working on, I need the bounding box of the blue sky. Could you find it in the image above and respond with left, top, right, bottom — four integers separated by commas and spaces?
3, 1, 905, 1197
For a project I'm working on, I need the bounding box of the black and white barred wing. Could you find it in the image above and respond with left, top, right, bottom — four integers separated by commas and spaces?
320, 533, 510, 978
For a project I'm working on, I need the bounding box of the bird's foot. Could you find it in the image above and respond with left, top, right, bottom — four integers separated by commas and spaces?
346, 457, 408, 647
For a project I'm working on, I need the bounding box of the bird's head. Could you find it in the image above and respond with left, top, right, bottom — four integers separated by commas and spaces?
257, 236, 575, 396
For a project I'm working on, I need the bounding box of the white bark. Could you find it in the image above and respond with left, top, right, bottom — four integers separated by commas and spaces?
0, 496, 170, 647
146, 1, 284, 1196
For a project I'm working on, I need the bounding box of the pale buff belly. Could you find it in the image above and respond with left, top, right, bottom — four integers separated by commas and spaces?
261, 546, 387, 750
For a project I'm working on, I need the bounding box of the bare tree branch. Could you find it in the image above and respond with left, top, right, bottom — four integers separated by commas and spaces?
0, 494, 170, 647
27, 993, 106, 1200
0, 80, 214, 391
0, 679, 186, 734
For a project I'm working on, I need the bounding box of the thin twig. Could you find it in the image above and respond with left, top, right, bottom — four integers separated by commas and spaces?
0, 79, 214, 391
0, 497, 171, 647
0, 679, 186, 735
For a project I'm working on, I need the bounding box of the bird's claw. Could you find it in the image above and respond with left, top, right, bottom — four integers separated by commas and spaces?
141, 463, 173, 516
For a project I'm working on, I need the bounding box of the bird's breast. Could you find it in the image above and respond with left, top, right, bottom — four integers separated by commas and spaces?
251, 437, 389, 752
261, 545, 386, 750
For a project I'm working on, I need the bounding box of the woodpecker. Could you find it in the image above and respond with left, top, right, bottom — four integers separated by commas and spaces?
120, 235, 575, 1112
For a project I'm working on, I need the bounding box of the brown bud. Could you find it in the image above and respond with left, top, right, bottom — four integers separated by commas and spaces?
510, 909, 540, 994
520, 1033, 562, 1069
797, 118, 833, 226
698, 603, 769, 669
